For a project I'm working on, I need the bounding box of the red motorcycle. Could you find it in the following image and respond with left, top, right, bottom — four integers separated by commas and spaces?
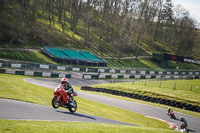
180, 122, 188, 133
168, 110, 176, 119
52, 86, 78, 113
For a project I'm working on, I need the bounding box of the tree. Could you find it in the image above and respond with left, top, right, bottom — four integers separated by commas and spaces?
70, 0, 83, 32
162, 0, 174, 25
176, 15, 197, 55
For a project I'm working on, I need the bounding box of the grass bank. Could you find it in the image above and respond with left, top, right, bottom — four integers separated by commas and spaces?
91, 80, 200, 107
79, 87, 200, 118
0, 74, 174, 132
0, 120, 176, 133
0, 49, 56, 64
1, 48, 200, 70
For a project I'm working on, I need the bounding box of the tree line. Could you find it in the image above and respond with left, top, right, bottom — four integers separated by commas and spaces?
0, 0, 199, 59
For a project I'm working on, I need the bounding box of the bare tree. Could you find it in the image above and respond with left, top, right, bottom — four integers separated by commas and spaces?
70, 0, 83, 32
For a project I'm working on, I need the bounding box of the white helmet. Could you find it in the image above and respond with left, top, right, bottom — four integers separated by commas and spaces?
61, 77, 68, 84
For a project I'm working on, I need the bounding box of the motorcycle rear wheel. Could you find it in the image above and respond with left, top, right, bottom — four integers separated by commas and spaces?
68, 100, 77, 113
52, 96, 59, 109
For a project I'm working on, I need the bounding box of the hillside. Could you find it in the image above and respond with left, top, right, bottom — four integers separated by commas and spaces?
1, 48, 200, 70
0, 0, 200, 69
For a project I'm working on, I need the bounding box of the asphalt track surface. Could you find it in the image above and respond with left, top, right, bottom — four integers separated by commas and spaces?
1, 77, 200, 132
0, 98, 133, 126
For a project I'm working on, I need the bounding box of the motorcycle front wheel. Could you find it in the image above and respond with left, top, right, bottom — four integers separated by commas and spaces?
52, 96, 59, 109
68, 100, 77, 113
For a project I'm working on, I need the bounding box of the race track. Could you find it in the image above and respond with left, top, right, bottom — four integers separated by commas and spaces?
0, 98, 133, 126
24, 78, 200, 133
1, 77, 200, 132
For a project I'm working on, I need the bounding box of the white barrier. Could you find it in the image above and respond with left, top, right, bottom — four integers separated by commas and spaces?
6, 69, 15, 74
145, 75, 151, 79
112, 75, 118, 79
42, 72, 51, 77
11, 64, 21, 68
40, 64, 49, 69
59, 73, 66, 78
150, 71, 155, 74
25, 71, 34, 76
130, 70, 136, 74
135, 75, 141, 79
124, 75, 130, 79
98, 69, 105, 73
57, 66, 65, 71
84, 75, 92, 79
140, 71, 146, 75
72, 68, 80, 72
158, 71, 163, 74
167, 72, 171, 75
120, 70, 126, 73
99, 75, 106, 79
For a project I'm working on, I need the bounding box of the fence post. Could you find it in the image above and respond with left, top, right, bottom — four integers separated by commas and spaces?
173, 82, 176, 90
159, 81, 162, 88
190, 84, 193, 92
34, 62, 36, 71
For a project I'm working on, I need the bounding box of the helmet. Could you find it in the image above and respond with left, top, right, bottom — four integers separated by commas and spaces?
168, 107, 171, 110
61, 77, 68, 84
180, 116, 183, 119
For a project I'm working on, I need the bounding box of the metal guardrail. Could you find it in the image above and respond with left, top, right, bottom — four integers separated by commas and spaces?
0, 59, 200, 78
0, 68, 71, 78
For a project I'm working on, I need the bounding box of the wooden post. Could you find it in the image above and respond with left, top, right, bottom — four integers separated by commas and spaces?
173, 82, 176, 90
190, 84, 193, 91
132, 80, 134, 85
159, 81, 162, 88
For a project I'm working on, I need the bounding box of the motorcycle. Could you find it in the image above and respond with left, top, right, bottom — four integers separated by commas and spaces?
167, 110, 176, 119
52, 86, 78, 113
180, 122, 188, 133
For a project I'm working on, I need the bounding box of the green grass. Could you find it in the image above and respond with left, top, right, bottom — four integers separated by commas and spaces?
79, 87, 200, 118
0, 120, 177, 133
0, 49, 56, 64
1, 48, 200, 70
91, 80, 200, 106
168, 61, 200, 70
106, 58, 162, 70
106, 58, 150, 69
0, 74, 173, 132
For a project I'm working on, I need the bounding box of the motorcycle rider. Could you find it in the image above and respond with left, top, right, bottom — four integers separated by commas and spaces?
180, 121, 187, 131
180, 116, 188, 127
60, 77, 75, 101
167, 107, 172, 115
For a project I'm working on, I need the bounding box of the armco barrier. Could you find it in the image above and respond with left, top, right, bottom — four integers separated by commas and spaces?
0, 69, 6, 73
81, 86, 200, 113
1, 60, 200, 80
15, 70, 25, 75
34, 72, 43, 77
0, 68, 71, 78
82, 74, 199, 79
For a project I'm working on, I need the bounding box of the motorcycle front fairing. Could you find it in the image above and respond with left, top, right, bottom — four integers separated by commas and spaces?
54, 87, 69, 105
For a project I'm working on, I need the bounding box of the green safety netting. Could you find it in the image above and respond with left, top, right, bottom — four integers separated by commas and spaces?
44, 47, 105, 63
45, 47, 68, 58
60, 49, 86, 61
79, 51, 101, 62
